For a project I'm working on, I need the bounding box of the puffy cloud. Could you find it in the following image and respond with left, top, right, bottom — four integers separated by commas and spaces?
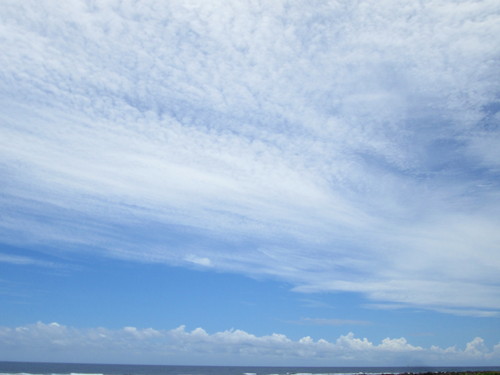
464, 337, 489, 357
0, 0, 499, 315
336, 332, 373, 351
1, 322, 499, 365
379, 337, 422, 352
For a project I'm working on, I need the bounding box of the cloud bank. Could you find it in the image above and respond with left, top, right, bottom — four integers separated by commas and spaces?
0, 322, 499, 366
1, 0, 500, 315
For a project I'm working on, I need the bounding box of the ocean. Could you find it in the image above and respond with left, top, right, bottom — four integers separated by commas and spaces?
1, 362, 500, 375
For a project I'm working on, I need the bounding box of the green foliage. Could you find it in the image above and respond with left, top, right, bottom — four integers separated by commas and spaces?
397, 372, 500, 375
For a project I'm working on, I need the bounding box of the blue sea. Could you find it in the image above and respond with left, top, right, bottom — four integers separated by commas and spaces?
1, 362, 500, 375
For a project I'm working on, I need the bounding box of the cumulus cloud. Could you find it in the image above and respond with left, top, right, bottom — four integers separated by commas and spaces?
0, 0, 499, 315
0, 322, 499, 366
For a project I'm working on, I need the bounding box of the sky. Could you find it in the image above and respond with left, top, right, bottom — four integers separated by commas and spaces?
1, 0, 500, 367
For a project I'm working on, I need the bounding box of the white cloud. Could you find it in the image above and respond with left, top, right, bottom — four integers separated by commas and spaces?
0, 0, 499, 315
301, 318, 371, 326
0, 322, 499, 366
464, 337, 489, 357
185, 255, 212, 267
0, 253, 60, 269
379, 337, 422, 352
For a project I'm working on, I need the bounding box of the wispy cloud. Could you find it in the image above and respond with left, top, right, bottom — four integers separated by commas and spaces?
185, 254, 213, 267
0, 0, 499, 315
299, 298, 336, 310
0, 322, 498, 366
0, 253, 57, 268
300, 318, 371, 326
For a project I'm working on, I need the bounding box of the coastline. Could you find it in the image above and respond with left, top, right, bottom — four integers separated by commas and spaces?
1, 362, 500, 375
376, 373, 500, 375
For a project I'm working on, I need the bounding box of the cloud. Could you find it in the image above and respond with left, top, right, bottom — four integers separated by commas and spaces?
0, 322, 499, 366
0, 253, 57, 268
0, 0, 499, 315
365, 303, 500, 318
300, 318, 371, 326
464, 337, 489, 356
185, 255, 213, 267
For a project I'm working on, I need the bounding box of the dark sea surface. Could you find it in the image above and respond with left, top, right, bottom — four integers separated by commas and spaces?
1, 362, 500, 375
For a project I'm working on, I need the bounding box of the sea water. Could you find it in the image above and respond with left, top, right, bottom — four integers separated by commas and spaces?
1, 362, 500, 375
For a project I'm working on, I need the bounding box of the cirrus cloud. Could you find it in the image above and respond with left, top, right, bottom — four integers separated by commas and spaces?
0, 0, 499, 316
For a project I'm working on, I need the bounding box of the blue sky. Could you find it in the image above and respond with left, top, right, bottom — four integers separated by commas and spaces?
1, 0, 500, 366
